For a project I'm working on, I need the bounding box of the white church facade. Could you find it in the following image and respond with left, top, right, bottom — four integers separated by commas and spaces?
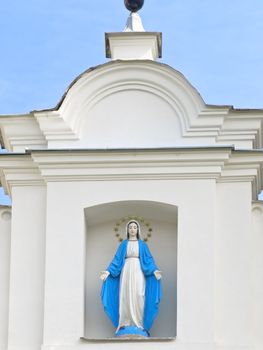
0, 5, 263, 350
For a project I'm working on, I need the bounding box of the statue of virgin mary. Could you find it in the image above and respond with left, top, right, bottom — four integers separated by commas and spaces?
100, 220, 162, 338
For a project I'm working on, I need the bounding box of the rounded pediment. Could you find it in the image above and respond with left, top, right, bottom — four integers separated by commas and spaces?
35, 60, 207, 149
57, 61, 205, 148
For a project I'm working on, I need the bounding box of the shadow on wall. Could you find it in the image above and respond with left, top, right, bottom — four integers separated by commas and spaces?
0, 149, 11, 205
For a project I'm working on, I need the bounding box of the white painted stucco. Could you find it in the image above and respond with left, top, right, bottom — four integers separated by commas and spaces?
0, 147, 262, 350
0, 206, 11, 350
7, 186, 46, 350
0, 21, 263, 350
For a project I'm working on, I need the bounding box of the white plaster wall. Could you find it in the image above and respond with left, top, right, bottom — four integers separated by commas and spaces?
80, 90, 182, 149
0, 206, 11, 350
8, 186, 46, 350
251, 202, 263, 349
84, 201, 177, 338
42, 178, 217, 350
43, 188, 86, 346
215, 182, 253, 349
176, 181, 216, 344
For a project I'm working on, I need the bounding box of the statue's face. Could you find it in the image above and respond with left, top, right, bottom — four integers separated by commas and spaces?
128, 222, 138, 239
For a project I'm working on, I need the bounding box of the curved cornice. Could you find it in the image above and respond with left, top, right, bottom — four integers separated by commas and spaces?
2, 61, 263, 151
33, 60, 208, 140
33, 60, 206, 114
1, 147, 263, 200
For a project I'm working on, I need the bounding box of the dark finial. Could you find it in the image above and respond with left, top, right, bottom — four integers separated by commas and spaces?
124, 0, 144, 13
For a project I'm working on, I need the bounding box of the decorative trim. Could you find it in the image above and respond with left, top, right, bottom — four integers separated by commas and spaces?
0, 148, 263, 200
1, 61, 263, 150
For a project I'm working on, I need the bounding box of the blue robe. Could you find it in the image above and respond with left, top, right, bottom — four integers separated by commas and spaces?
101, 239, 162, 331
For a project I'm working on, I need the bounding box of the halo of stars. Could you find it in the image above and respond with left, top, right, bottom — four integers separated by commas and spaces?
113, 216, 153, 242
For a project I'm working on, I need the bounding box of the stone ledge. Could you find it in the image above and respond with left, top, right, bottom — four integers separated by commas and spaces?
80, 336, 176, 342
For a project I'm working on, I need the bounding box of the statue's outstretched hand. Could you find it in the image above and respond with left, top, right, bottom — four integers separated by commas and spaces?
154, 270, 162, 280
100, 271, 110, 281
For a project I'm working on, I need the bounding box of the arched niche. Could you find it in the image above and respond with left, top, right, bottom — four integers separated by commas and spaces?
84, 200, 178, 339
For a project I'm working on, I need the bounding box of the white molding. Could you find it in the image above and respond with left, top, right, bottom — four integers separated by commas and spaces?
1, 148, 263, 199
0, 114, 47, 152
40, 342, 255, 350
0, 155, 44, 195
105, 32, 162, 60
33, 110, 78, 142
1, 62, 263, 151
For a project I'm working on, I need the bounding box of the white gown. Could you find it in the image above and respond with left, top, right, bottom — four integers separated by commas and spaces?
117, 240, 145, 331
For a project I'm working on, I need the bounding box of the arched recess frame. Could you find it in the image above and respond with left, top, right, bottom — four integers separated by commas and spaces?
83, 200, 178, 339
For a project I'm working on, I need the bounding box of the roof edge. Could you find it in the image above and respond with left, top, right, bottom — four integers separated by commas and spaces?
30, 60, 263, 116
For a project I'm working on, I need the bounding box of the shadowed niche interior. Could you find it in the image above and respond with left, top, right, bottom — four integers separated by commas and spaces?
84, 200, 177, 339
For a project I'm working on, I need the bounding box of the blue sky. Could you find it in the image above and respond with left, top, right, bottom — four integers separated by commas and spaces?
0, 0, 262, 113
0, 0, 263, 203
